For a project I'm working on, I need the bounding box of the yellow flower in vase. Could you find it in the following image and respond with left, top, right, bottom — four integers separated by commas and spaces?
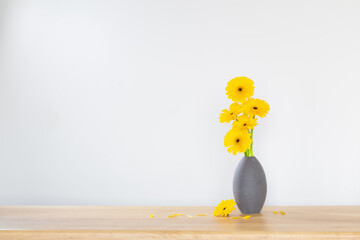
224, 129, 252, 155
219, 103, 242, 123
213, 199, 237, 217
233, 115, 258, 130
243, 98, 270, 118
225, 77, 255, 103
219, 76, 270, 214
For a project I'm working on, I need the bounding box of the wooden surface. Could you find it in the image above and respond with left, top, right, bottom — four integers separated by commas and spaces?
0, 206, 360, 239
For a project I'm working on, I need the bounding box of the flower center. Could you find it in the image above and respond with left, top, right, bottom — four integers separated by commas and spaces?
236, 139, 240, 143
223, 207, 226, 210
238, 88, 242, 91
243, 123, 247, 126
253, 107, 258, 110
230, 112, 233, 115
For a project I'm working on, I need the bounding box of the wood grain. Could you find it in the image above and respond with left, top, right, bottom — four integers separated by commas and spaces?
0, 206, 359, 239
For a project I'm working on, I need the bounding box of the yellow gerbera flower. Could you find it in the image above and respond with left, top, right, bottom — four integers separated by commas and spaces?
213, 199, 237, 217
224, 129, 252, 155
219, 103, 242, 123
243, 98, 270, 118
225, 77, 255, 103
233, 115, 258, 130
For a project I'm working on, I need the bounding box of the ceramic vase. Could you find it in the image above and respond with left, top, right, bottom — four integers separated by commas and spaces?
233, 156, 267, 214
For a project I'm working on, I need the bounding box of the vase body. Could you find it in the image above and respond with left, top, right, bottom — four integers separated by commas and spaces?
233, 156, 267, 214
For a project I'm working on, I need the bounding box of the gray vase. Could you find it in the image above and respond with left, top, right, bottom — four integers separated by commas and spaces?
233, 156, 267, 214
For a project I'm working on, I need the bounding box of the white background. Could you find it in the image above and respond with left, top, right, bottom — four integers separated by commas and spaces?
0, 0, 359, 206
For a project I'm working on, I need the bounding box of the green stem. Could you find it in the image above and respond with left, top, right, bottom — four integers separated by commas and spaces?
250, 129, 254, 157
244, 129, 253, 157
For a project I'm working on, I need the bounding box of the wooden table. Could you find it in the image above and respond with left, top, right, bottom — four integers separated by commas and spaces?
0, 206, 359, 239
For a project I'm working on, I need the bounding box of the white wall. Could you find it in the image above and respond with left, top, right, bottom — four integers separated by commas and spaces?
0, 0, 360, 206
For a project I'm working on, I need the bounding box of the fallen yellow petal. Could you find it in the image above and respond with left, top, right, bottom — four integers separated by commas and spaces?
168, 214, 177, 218
280, 211, 286, 215
231, 216, 242, 219
273, 211, 278, 214
149, 214, 154, 218
197, 214, 206, 216
243, 215, 251, 219
174, 213, 184, 216
186, 215, 194, 218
